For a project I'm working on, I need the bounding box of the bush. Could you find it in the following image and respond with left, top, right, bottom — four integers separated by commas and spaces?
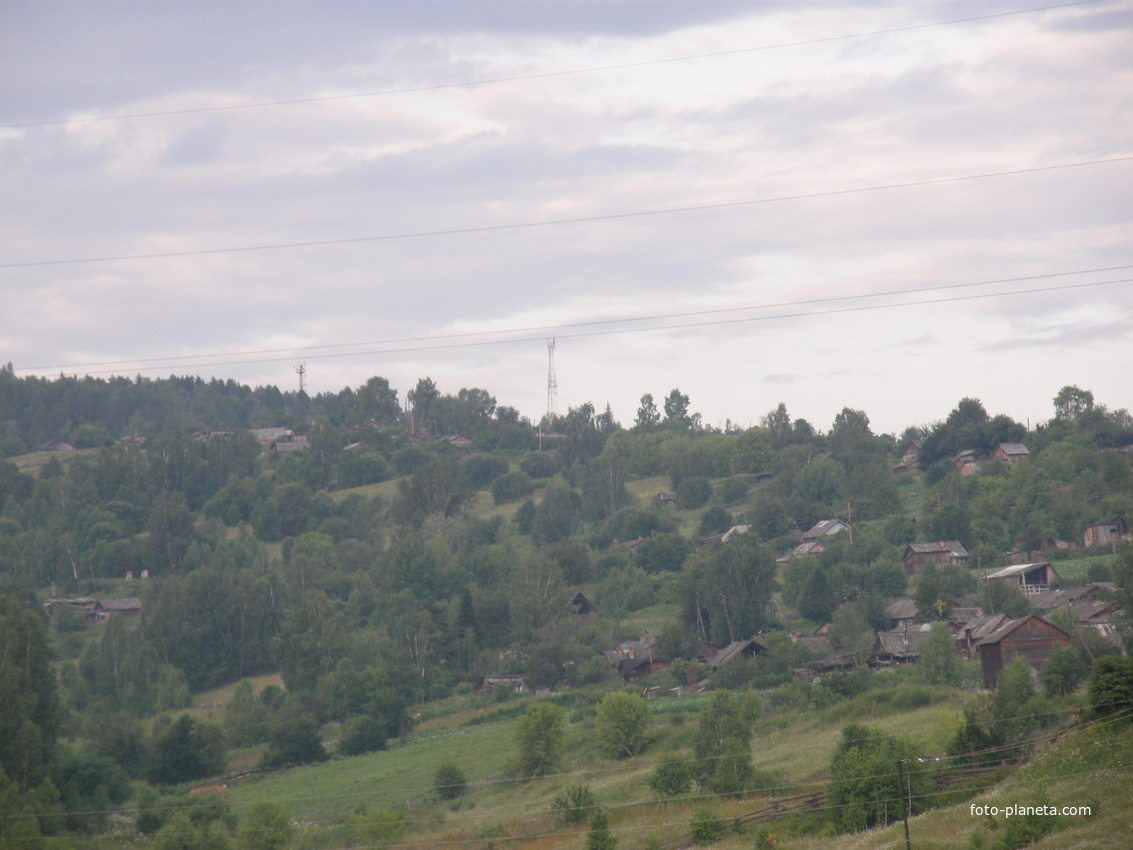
462, 454, 510, 487
676, 477, 711, 509
433, 761, 467, 801
689, 809, 725, 844
1089, 655, 1133, 718
1043, 643, 1088, 697
339, 715, 388, 756
714, 476, 751, 505
520, 453, 558, 479
260, 716, 328, 768
492, 471, 535, 505
551, 784, 597, 825
829, 723, 932, 832
648, 756, 692, 798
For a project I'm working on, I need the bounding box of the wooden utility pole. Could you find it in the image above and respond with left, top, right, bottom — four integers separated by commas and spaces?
897, 758, 911, 850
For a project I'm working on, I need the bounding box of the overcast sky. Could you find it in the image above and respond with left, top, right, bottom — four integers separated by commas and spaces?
2, 0, 1131, 435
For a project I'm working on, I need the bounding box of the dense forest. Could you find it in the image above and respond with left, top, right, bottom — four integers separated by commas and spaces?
1, 367, 1131, 848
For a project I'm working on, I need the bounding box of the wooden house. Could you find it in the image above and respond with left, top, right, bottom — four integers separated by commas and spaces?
776, 540, 826, 565
992, 443, 1030, 465
43, 597, 142, 625
603, 636, 672, 681
801, 518, 850, 542
985, 562, 1061, 596
1083, 522, 1121, 549
476, 674, 527, 693
901, 540, 969, 575
951, 449, 982, 476
954, 612, 1013, 660
893, 439, 922, 475
872, 626, 933, 668
705, 637, 767, 671
975, 614, 1071, 688
882, 597, 920, 630
570, 592, 600, 622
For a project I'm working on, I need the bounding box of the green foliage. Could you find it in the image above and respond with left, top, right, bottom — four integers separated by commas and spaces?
259, 715, 328, 769
351, 807, 406, 848
595, 691, 651, 758
1088, 655, 1133, 718
514, 702, 564, 777
829, 723, 933, 833
0, 595, 58, 790
648, 755, 693, 797
1042, 643, 1088, 697
551, 783, 597, 825
919, 622, 962, 686
680, 536, 777, 645
689, 808, 725, 844
462, 454, 510, 487
968, 798, 1065, 850
698, 505, 733, 536
676, 476, 711, 509
432, 761, 467, 801
519, 452, 558, 479
148, 715, 226, 786
694, 691, 755, 796
49, 748, 133, 832
236, 800, 294, 850
950, 656, 1056, 765
585, 809, 617, 850
339, 715, 389, 757
491, 470, 534, 504
634, 531, 692, 574
153, 812, 232, 850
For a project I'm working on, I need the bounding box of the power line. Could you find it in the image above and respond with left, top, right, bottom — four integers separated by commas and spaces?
17, 274, 1132, 377
20, 263, 1129, 372
1, 1, 1102, 130
3, 155, 1130, 271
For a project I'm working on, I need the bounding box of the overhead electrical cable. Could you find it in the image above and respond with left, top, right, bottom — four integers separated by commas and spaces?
3, 154, 1130, 270
19, 275, 1132, 377
0, 0, 1101, 130
18, 263, 1133, 372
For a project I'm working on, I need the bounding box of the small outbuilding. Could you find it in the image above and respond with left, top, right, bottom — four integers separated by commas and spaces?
985, 562, 1061, 596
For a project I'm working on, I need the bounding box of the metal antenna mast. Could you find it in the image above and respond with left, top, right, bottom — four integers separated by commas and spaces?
294, 363, 306, 393
546, 339, 558, 424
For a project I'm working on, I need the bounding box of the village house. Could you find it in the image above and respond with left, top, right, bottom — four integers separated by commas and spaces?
569, 591, 600, 623
776, 540, 826, 565
476, 674, 527, 694
44, 597, 142, 625
954, 612, 1013, 661
872, 625, 934, 669
1032, 583, 1119, 624
892, 439, 922, 475
801, 518, 850, 543
705, 637, 767, 671
882, 597, 920, 630
1083, 522, 1122, 549
975, 614, 1071, 688
985, 562, 1061, 596
950, 449, 982, 476
992, 442, 1030, 465
603, 636, 672, 681
901, 540, 969, 576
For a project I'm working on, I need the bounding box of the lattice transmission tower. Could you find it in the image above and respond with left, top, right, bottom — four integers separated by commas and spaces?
546, 339, 558, 424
